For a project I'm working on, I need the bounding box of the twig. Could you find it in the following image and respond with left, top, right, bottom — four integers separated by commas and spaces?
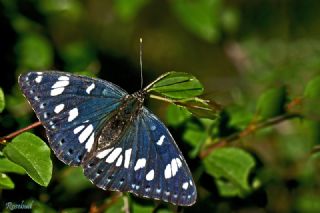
0, 121, 42, 144
200, 113, 300, 158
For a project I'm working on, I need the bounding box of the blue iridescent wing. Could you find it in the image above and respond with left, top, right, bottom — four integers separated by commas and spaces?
83, 107, 197, 206
18, 71, 127, 166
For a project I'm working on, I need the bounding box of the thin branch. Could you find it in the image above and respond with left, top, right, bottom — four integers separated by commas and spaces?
0, 121, 42, 144
200, 113, 300, 158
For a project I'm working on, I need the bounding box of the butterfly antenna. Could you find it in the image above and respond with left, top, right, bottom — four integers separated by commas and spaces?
139, 38, 143, 89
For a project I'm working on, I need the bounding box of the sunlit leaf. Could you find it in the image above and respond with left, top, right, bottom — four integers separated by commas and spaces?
175, 97, 220, 119
148, 72, 204, 99
0, 173, 14, 190
0, 157, 26, 174
3, 132, 52, 186
256, 86, 287, 120
0, 87, 5, 113
203, 147, 255, 197
170, 0, 221, 42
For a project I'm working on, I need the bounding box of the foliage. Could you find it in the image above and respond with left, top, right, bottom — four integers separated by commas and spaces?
1, 0, 320, 212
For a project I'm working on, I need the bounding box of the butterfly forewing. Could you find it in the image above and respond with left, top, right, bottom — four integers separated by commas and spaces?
18, 71, 127, 165
83, 107, 196, 206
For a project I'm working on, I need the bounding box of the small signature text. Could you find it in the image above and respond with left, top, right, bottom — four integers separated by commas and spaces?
5, 200, 33, 211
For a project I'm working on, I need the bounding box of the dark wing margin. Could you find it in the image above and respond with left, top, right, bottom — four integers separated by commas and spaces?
18, 71, 127, 166
83, 107, 197, 206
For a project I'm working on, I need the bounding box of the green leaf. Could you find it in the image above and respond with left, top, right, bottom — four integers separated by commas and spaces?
114, 0, 149, 21
183, 123, 207, 158
302, 76, 320, 120
0, 157, 26, 174
132, 203, 154, 213
203, 147, 255, 197
32, 201, 56, 213
104, 196, 125, 213
0, 87, 5, 113
3, 132, 52, 186
175, 97, 220, 119
148, 72, 204, 99
57, 167, 92, 196
0, 173, 15, 190
170, 0, 221, 42
166, 104, 191, 127
256, 86, 287, 120
15, 33, 53, 69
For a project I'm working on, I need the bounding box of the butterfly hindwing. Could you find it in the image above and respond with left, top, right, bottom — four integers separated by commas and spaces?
18, 71, 127, 165
83, 107, 196, 206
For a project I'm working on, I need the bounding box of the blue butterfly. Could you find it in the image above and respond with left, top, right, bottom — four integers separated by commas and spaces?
18, 71, 197, 206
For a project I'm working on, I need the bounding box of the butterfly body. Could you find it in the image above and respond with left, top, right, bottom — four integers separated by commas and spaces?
19, 71, 197, 206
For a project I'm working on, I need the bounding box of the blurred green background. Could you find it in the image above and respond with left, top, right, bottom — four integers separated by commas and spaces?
1, 0, 320, 212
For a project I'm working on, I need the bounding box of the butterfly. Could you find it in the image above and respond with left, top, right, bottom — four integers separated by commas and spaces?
18, 71, 197, 206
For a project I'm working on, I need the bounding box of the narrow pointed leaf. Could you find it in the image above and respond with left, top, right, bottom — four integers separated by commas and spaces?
148, 72, 204, 99
175, 97, 221, 119
3, 132, 52, 186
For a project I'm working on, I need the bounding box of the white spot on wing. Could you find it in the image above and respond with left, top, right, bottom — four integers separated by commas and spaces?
97, 148, 114, 159
54, 104, 65, 114
79, 124, 93, 143
85, 133, 94, 151
182, 182, 189, 190
52, 80, 69, 88
164, 164, 172, 179
35, 75, 43, 83
146, 169, 154, 181
58, 76, 69, 81
73, 125, 85, 134
156, 135, 165, 146
50, 88, 65, 96
134, 158, 146, 171
124, 149, 132, 168
86, 83, 95, 94
189, 180, 193, 186
106, 148, 122, 163
171, 158, 178, 176
116, 155, 123, 167
176, 158, 182, 168
68, 108, 79, 122
151, 125, 156, 131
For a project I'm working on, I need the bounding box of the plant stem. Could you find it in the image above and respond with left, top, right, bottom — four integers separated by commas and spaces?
0, 121, 42, 144
199, 113, 300, 158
